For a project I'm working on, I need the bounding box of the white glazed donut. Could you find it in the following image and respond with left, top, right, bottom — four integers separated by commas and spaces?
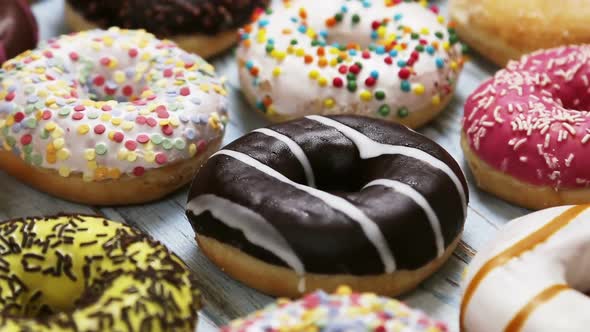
0, 28, 228, 205
237, 0, 464, 128
460, 205, 590, 332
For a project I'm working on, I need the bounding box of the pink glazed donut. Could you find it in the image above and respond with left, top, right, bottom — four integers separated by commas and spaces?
462, 45, 590, 210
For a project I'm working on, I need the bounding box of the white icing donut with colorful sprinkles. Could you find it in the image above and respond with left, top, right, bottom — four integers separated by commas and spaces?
0, 28, 228, 205
237, 0, 464, 128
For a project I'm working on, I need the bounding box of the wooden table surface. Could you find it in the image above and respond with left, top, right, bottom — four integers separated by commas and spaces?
0, 1, 532, 331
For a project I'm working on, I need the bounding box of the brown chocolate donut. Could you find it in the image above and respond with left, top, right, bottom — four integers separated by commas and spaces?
65, 0, 270, 58
186, 115, 468, 297
0, 0, 38, 63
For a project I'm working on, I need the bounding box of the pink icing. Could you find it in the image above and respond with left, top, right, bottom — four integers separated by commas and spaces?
463, 46, 590, 189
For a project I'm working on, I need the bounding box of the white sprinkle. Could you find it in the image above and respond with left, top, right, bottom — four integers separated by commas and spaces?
562, 122, 577, 136
565, 153, 574, 167
513, 138, 527, 151
493, 106, 504, 123
483, 96, 495, 110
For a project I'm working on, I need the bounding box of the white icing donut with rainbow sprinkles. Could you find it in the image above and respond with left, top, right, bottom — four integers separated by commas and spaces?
0, 28, 228, 205
237, 0, 464, 128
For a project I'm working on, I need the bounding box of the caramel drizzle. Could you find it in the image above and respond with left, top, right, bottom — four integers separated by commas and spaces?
460, 205, 589, 331
504, 284, 569, 332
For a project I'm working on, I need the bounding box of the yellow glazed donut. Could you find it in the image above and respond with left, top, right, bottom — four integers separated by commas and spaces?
450, 0, 590, 66
237, 0, 464, 128
0, 215, 200, 331
0, 28, 228, 205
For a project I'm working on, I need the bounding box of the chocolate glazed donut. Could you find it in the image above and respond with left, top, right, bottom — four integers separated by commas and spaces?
65, 0, 269, 58
186, 115, 469, 297
0, 0, 38, 63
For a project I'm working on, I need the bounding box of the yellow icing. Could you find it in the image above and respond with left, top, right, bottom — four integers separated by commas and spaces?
0, 215, 199, 331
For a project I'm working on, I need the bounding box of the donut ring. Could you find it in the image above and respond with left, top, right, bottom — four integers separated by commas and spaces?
0, 0, 38, 64
461, 205, 590, 332
462, 45, 590, 209
186, 115, 468, 297
64, 0, 270, 58
237, 0, 464, 128
0, 215, 200, 331
223, 286, 449, 331
450, 0, 590, 66
0, 28, 228, 205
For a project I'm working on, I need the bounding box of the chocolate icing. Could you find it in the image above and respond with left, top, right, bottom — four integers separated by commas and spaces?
0, 0, 38, 63
66, 0, 270, 36
187, 116, 468, 275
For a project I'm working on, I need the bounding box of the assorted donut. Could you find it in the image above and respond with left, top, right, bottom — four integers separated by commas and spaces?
223, 285, 449, 332
7, 0, 590, 330
462, 45, 590, 209
450, 0, 590, 66
0, 28, 228, 205
186, 115, 468, 297
64, 0, 270, 58
237, 0, 464, 128
461, 205, 590, 331
0, 215, 201, 331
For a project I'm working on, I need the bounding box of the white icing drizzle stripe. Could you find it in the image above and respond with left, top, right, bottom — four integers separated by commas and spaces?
212, 149, 397, 273
306, 115, 467, 216
364, 179, 445, 257
187, 194, 306, 279
253, 128, 316, 188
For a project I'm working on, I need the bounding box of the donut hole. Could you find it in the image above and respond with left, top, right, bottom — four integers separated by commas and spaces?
0, 266, 86, 319
321, 31, 374, 50
540, 68, 590, 112
77, 64, 149, 103
549, 84, 590, 112
314, 163, 367, 194
64, 47, 159, 103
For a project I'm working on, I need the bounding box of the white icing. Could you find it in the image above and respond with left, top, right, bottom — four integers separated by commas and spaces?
237, 1, 462, 120
212, 149, 397, 273
462, 205, 590, 332
307, 115, 467, 216
253, 128, 315, 187
187, 194, 306, 282
364, 179, 444, 257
